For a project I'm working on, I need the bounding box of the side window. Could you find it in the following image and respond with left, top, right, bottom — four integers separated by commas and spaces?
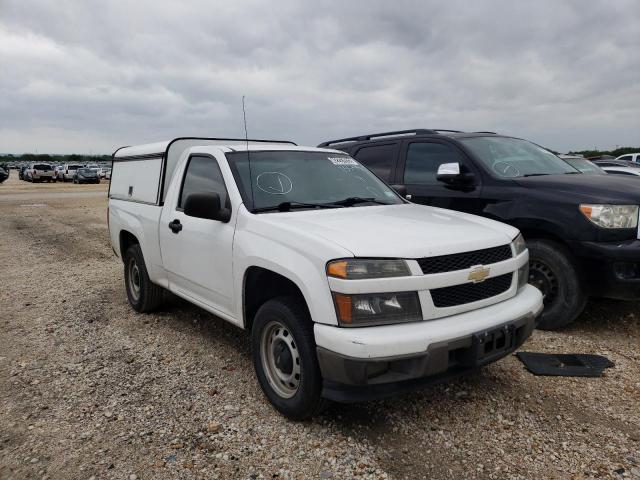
404, 142, 465, 185
353, 144, 396, 181
179, 155, 228, 209
618, 155, 632, 161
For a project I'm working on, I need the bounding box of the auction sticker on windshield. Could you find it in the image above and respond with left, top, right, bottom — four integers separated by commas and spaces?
328, 156, 358, 166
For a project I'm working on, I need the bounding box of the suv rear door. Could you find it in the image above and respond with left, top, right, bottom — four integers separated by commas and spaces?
397, 139, 484, 214
350, 142, 400, 184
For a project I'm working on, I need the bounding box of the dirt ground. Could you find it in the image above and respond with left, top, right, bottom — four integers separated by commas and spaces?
1, 174, 639, 480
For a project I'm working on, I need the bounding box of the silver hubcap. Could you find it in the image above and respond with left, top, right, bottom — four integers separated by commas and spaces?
260, 320, 301, 398
128, 258, 141, 301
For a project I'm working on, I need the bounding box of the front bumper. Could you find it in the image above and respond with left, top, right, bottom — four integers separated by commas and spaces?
571, 239, 640, 299
314, 284, 542, 402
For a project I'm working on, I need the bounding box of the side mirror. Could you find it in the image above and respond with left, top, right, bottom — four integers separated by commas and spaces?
184, 193, 231, 222
390, 184, 408, 198
436, 162, 475, 185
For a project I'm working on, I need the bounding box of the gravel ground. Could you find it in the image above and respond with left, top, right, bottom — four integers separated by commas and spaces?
1, 175, 639, 480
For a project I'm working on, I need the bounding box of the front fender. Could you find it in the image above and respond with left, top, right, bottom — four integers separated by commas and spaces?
234, 230, 344, 327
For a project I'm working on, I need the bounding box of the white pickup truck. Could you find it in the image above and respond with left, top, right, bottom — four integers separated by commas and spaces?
108, 137, 543, 419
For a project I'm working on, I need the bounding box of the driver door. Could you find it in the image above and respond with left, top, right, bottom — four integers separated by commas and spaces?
398, 140, 484, 215
159, 154, 236, 318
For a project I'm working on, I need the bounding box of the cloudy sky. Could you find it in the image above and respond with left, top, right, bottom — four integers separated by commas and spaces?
1, 0, 638, 154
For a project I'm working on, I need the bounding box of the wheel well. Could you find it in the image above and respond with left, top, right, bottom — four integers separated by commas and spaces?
243, 267, 307, 330
519, 228, 567, 247
119, 231, 139, 262
520, 228, 585, 278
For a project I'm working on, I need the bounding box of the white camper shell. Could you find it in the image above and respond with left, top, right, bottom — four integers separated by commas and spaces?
110, 137, 296, 205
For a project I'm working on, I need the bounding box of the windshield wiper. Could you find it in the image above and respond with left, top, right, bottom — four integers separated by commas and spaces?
252, 201, 341, 213
327, 197, 390, 207
522, 173, 550, 177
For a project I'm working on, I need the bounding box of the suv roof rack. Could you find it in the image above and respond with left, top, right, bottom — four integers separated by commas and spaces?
318, 129, 438, 147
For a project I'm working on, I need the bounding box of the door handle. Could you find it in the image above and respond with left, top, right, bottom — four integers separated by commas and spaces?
168, 219, 182, 233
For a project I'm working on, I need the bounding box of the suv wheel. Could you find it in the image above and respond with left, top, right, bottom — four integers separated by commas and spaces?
527, 239, 587, 330
252, 296, 327, 420
123, 244, 164, 312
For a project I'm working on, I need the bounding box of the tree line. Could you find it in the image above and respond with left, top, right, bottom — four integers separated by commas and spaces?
0, 153, 112, 164
567, 147, 639, 158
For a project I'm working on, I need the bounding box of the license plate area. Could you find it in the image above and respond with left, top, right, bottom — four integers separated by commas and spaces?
469, 324, 516, 366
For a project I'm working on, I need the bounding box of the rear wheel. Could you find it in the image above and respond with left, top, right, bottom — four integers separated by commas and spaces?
123, 244, 164, 313
252, 296, 327, 420
527, 239, 587, 330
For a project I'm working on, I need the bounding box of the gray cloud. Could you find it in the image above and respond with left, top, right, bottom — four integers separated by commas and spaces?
1, 0, 639, 154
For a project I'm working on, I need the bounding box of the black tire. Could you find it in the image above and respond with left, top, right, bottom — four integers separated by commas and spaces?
527, 239, 587, 330
251, 296, 328, 420
123, 244, 164, 313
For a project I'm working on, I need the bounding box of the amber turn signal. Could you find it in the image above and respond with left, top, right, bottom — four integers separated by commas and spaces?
333, 293, 353, 324
327, 260, 348, 279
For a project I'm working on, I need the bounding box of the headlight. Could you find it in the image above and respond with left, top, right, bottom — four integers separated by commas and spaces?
333, 291, 422, 327
511, 233, 527, 256
327, 259, 411, 279
579, 204, 638, 229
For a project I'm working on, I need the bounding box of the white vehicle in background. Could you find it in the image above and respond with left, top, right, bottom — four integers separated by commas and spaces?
53, 165, 65, 181
27, 163, 55, 182
103, 167, 112, 180
615, 153, 640, 164
108, 137, 542, 419
61, 164, 82, 181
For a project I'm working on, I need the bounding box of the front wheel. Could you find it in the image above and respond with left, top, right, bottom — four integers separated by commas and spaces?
252, 296, 327, 420
123, 244, 164, 313
527, 239, 587, 330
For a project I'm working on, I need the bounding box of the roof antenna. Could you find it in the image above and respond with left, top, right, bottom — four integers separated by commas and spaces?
242, 95, 255, 209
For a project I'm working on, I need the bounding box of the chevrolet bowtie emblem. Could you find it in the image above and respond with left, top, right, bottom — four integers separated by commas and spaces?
468, 265, 490, 283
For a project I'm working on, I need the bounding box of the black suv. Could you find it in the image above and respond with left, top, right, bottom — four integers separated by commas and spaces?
319, 129, 640, 330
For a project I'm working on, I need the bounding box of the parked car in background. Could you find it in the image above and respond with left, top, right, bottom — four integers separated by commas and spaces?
85, 164, 103, 178
19, 165, 29, 180
108, 137, 542, 419
562, 157, 607, 175
0, 166, 8, 183
28, 163, 55, 182
592, 159, 640, 170
61, 164, 82, 181
320, 129, 640, 330
73, 167, 100, 184
53, 165, 65, 181
103, 167, 112, 180
615, 153, 640, 164
599, 166, 640, 177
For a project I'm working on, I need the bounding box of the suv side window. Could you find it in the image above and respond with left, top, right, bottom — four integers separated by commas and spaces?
618, 155, 632, 161
179, 155, 228, 209
353, 144, 396, 181
404, 142, 466, 185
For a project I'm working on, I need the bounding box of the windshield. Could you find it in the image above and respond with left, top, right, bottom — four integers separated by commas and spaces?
564, 158, 606, 175
226, 151, 403, 212
78, 168, 94, 174
460, 137, 579, 178
33, 164, 52, 170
